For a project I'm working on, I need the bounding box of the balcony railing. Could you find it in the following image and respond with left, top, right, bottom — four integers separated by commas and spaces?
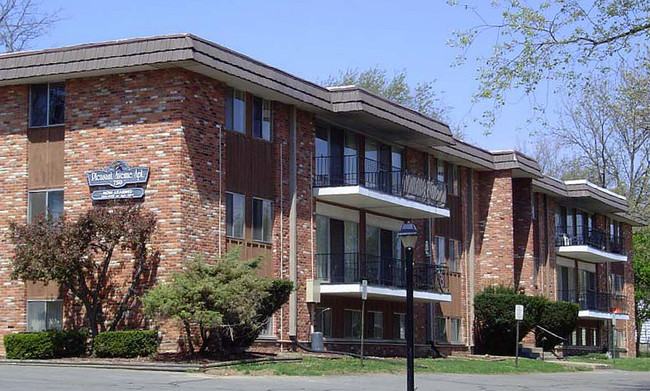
316, 252, 449, 294
557, 289, 627, 313
555, 226, 625, 255
314, 155, 447, 208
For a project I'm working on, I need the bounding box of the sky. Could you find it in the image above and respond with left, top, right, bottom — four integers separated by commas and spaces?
30, 0, 543, 151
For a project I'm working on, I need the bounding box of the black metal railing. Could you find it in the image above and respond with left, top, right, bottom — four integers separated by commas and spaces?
316, 252, 449, 294
555, 226, 625, 255
314, 155, 447, 208
556, 289, 627, 313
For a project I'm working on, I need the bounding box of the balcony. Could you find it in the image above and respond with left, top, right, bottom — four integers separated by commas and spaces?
316, 252, 451, 303
555, 227, 627, 263
313, 156, 450, 219
557, 290, 629, 320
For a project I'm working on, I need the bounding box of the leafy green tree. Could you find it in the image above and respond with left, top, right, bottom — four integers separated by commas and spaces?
143, 252, 293, 356
9, 205, 158, 338
634, 230, 650, 355
323, 67, 462, 137
0, 0, 61, 52
449, 0, 650, 128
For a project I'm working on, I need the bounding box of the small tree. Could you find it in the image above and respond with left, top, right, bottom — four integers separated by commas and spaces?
9, 205, 158, 338
634, 229, 650, 356
143, 252, 293, 356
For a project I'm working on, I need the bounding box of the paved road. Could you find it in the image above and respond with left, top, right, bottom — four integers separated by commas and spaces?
1, 365, 649, 391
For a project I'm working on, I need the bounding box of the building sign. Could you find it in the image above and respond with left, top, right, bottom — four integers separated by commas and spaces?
87, 161, 150, 201
87, 161, 149, 188
91, 188, 145, 201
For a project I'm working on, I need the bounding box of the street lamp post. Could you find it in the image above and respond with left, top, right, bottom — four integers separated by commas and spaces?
398, 222, 418, 391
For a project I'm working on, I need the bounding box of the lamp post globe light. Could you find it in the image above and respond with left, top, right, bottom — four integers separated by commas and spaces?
398, 222, 418, 391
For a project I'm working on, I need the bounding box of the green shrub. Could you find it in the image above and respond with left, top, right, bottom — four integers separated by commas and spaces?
474, 286, 577, 356
536, 300, 579, 350
4, 330, 88, 359
93, 330, 159, 358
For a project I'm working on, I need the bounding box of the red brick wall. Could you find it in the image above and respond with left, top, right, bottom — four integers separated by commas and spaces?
0, 85, 29, 352
512, 178, 535, 292
475, 170, 514, 290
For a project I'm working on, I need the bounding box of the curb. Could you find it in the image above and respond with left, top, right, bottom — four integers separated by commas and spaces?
0, 356, 302, 373
548, 360, 611, 370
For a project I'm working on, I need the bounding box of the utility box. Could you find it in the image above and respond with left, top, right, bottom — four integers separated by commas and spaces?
306, 278, 321, 303
311, 332, 324, 352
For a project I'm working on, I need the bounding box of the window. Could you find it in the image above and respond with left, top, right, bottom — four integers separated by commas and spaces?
581, 327, 587, 346
612, 274, 624, 295
435, 317, 447, 343
616, 329, 626, 349
343, 309, 361, 339
28, 190, 63, 223
435, 236, 446, 266
252, 198, 273, 243
29, 83, 65, 127
450, 318, 462, 343
253, 97, 272, 141
27, 300, 63, 332
259, 316, 274, 337
448, 164, 459, 196
570, 329, 577, 345
226, 192, 245, 239
226, 88, 246, 133
366, 311, 383, 339
393, 313, 406, 340
315, 307, 332, 338
591, 328, 598, 347
449, 239, 461, 272
531, 192, 537, 219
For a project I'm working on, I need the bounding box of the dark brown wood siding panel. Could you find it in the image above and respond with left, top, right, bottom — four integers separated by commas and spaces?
225, 132, 274, 198
28, 126, 64, 190
226, 239, 273, 278
26, 281, 61, 300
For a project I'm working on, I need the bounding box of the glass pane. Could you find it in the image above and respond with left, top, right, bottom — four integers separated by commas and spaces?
233, 90, 246, 133
262, 100, 272, 141
27, 301, 46, 332
48, 83, 65, 125
252, 96, 262, 139
29, 84, 48, 127
316, 216, 329, 280
253, 198, 263, 241
344, 133, 357, 185
344, 221, 358, 283
435, 237, 445, 265
227, 193, 245, 238
315, 126, 329, 185
262, 199, 273, 242
365, 225, 379, 257
226, 193, 233, 236
28, 192, 47, 223
46, 301, 63, 331
48, 191, 64, 220
344, 310, 361, 339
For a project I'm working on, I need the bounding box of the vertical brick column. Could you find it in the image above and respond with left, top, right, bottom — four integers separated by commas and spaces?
0, 85, 29, 352
512, 178, 535, 291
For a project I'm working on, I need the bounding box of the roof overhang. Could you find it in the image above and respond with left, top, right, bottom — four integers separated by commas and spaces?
0, 34, 454, 149
578, 310, 629, 321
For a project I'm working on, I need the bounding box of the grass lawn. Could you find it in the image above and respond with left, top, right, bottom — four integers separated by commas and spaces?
568, 356, 650, 371
222, 356, 584, 376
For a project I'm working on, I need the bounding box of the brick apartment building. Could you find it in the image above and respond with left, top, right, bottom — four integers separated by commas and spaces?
0, 34, 644, 356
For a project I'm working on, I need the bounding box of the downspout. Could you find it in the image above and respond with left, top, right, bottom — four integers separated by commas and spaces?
289, 106, 298, 338
467, 168, 475, 352
279, 142, 284, 345
217, 124, 223, 257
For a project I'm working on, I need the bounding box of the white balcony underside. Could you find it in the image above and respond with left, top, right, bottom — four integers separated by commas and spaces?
578, 310, 630, 321
555, 245, 627, 263
320, 283, 452, 303
313, 186, 450, 219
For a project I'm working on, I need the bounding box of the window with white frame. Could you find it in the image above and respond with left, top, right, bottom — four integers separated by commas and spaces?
28, 190, 63, 223
435, 236, 446, 266
449, 239, 461, 272
616, 329, 626, 348
435, 317, 447, 343
450, 318, 462, 343
591, 328, 598, 346
226, 192, 245, 239
226, 88, 246, 133
27, 300, 63, 332
315, 307, 332, 338
343, 309, 361, 339
366, 311, 383, 339
29, 83, 65, 127
253, 97, 272, 141
259, 315, 274, 337
252, 198, 273, 243
393, 313, 405, 340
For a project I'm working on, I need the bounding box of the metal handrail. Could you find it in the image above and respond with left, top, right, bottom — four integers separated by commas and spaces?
313, 155, 447, 208
535, 325, 566, 342
555, 226, 625, 255
556, 289, 627, 313
315, 252, 449, 293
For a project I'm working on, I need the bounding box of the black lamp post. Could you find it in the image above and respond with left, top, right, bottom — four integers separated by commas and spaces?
398, 222, 418, 391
